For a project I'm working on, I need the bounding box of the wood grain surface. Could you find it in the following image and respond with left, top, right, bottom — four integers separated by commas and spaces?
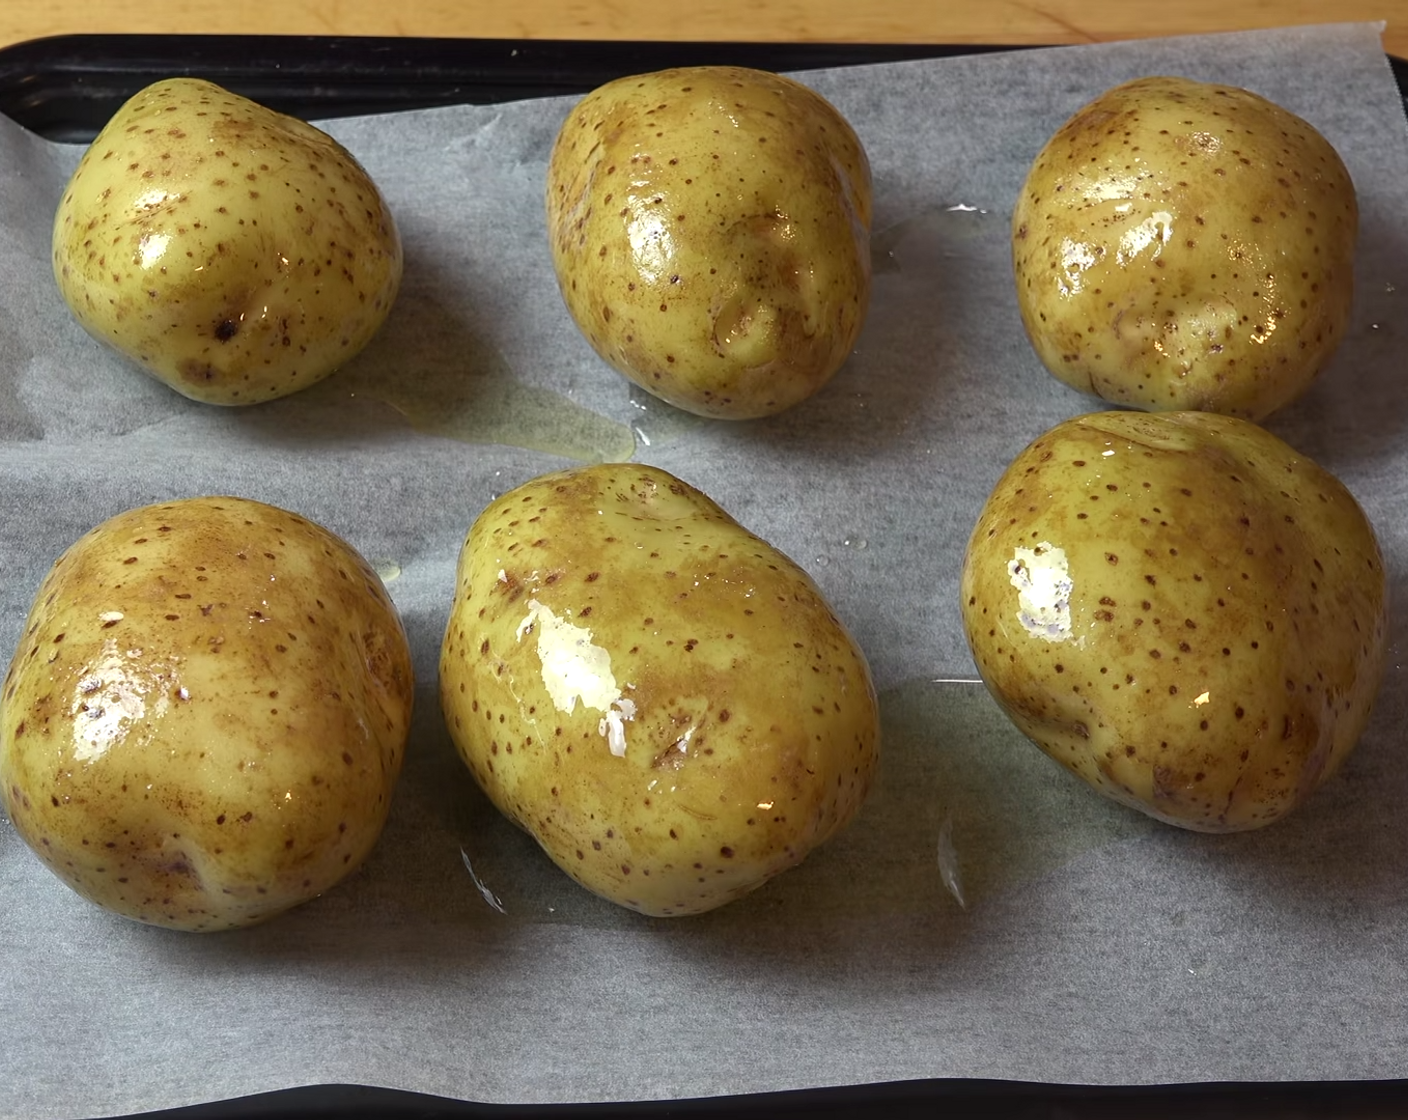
0, 0, 1404, 60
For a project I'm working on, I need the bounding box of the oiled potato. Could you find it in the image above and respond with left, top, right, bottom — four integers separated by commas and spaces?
960, 411, 1387, 831
52, 78, 402, 405
1012, 76, 1357, 420
546, 66, 872, 419
0, 497, 414, 930
439, 464, 879, 914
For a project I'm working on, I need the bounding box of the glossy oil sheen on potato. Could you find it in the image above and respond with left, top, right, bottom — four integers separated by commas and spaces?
52, 78, 402, 405
439, 464, 880, 915
546, 66, 872, 419
1012, 77, 1357, 421
959, 411, 1387, 832
0, 497, 415, 930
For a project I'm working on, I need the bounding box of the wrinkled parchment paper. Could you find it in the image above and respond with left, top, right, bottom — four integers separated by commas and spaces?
2, 23, 1407, 1120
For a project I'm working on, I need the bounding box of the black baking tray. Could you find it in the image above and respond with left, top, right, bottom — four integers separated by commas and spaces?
0, 34, 1405, 143
3, 31, 1408, 1120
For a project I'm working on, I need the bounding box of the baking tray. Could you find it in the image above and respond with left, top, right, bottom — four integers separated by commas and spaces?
0, 34, 1405, 143
2, 32, 1408, 1120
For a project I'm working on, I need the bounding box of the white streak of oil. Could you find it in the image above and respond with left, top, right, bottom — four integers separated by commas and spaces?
627, 382, 708, 448
871, 203, 997, 275
936, 815, 966, 908
460, 848, 506, 914
864, 679, 1159, 910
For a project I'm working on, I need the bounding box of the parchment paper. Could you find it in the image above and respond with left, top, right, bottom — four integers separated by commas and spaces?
2, 23, 1407, 1120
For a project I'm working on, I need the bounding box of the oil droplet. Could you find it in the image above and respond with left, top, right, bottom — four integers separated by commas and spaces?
627, 382, 708, 448
373, 559, 401, 583
842, 536, 868, 550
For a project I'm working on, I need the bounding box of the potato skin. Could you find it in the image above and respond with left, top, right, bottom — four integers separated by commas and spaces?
52, 78, 402, 405
546, 66, 872, 419
439, 464, 879, 915
0, 497, 414, 930
959, 411, 1387, 832
1012, 77, 1357, 421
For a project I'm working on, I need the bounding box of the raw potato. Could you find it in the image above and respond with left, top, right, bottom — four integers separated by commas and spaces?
52, 78, 402, 405
959, 411, 1387, 832
546, 66, 872, 420
439, 464, 879, 915
0, 497, 415, 931
1012, 76, 1357, 421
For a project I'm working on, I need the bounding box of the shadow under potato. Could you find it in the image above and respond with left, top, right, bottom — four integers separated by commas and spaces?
1263, 218, 1408, 471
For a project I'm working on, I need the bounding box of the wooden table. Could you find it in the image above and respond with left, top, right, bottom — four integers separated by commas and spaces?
1, 0, 1404, 61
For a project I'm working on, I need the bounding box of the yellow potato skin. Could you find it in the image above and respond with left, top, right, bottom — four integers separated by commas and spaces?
0, 497, 414, 930
439, 464, 879, 915
546, 66, 872, 419
960, 411, 1387, 832
52, 78, 402, 405
1012, 77, 1357, 421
